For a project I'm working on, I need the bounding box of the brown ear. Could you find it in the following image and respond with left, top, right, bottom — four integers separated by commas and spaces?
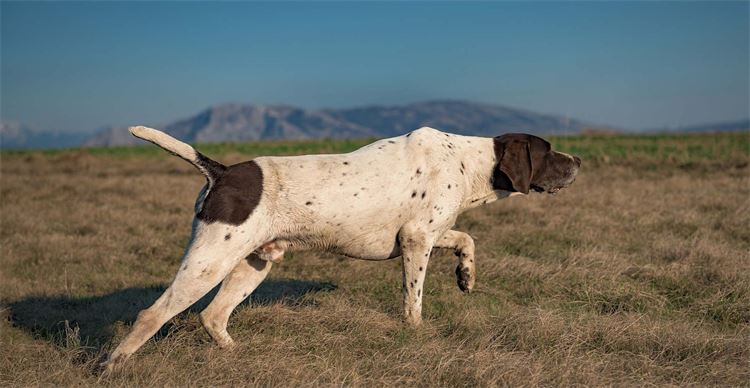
495, 139, 532, 194
493, 133, 551, 194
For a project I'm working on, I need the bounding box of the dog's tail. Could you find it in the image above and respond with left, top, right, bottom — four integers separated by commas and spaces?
129, 126, 226, 184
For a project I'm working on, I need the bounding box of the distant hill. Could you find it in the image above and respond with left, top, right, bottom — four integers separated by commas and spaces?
0, 121, 89, 150
83, 100, 591, 147
650, 119, 749, 134
4, 101, 748, 150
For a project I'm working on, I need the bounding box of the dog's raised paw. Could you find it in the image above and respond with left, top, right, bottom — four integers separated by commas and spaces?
455, 265, 473, 293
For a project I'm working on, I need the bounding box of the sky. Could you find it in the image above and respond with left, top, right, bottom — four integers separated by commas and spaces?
1, 1, 748, 133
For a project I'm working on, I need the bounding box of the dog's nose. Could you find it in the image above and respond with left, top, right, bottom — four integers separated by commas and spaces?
573, 155, 581, 167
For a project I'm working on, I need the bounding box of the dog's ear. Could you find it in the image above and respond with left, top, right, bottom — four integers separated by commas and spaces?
493, 135, 531, 193
492, 134, 550, 194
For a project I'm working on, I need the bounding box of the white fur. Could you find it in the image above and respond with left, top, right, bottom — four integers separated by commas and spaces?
129, 126, 219, 182
104, 126, 523, 372
249, 127, 515, 260
129, 126, 197, 163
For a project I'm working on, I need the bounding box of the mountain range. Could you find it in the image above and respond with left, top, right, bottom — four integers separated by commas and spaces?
0, 121, 90, 150
647, 119, 750, 134
82, 100, 591, 147
1, 100, 747, 150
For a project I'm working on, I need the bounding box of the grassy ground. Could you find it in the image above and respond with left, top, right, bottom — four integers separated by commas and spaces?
1, 132, 748, 386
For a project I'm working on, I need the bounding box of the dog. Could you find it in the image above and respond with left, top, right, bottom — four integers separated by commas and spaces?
103, 125, 580, 372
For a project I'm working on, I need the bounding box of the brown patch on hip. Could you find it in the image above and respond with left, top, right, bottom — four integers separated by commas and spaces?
197, 160, 263, 225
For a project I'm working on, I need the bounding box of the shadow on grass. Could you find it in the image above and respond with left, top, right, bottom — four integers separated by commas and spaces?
6, 278, 336, 351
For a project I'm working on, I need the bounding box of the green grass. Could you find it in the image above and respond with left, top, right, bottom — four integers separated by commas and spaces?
1, 138, 377, 158
4, 132, 748, 167
551, 132, 749, 168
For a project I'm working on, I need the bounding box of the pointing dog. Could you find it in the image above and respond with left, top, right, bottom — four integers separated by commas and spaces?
103, 125, 580, 371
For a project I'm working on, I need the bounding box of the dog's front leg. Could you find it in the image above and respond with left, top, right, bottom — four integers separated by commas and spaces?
399, 224, 434, 326
434, 230, 476, 292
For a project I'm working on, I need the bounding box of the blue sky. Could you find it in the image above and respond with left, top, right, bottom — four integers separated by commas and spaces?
2, 1, 748, 133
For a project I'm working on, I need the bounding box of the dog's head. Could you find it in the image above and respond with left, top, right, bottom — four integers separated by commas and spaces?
492, 133, 581, 194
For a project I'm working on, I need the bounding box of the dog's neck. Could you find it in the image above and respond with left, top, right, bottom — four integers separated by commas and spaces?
447, 134, 522, 211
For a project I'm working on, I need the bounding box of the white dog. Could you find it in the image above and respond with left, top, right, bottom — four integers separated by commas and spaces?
103, 125, 580, 371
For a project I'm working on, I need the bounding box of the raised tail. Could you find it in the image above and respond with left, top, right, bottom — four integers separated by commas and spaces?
129, 126, 226, 183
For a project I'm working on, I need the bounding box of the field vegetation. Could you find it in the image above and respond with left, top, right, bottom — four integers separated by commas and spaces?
1, 132, 748, 385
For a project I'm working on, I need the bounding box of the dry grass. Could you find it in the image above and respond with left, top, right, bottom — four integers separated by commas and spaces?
1, 133, 749, 386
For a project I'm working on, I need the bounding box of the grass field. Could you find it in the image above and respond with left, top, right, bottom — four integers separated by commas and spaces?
1, 132, 749, 386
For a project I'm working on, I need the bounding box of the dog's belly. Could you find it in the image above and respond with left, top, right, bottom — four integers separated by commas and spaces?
330, 225, 402, 260
274, 223, 402, 261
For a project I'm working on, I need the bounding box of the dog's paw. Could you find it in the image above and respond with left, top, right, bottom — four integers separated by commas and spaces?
216, 336, 237, 349
99, 354, 126, 377
455, 265, 474, 293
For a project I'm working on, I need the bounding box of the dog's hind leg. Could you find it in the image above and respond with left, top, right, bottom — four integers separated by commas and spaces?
103, 223, 263, 373
434, 230, 475, 292
200, 253, 272, 348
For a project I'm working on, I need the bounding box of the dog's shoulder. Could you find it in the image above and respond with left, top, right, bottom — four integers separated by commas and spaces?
404, 126, 445, 142
366, 127, 449, 154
